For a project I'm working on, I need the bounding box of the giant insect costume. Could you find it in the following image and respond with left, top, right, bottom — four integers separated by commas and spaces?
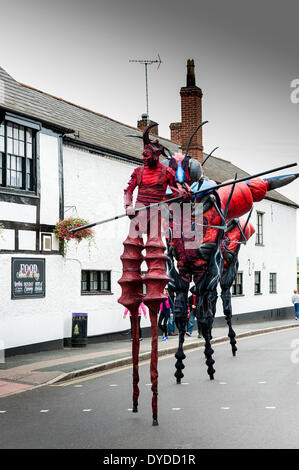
69, 124, 298, 425
162, 135, 299, 383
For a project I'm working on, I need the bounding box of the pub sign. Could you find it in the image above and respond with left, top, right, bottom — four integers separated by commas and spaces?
11, 258, 46, 299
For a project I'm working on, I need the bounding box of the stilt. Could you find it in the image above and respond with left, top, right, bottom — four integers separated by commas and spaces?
221, 287, 237, 356
174, 317, 187, 384
199, 294, 215, 380
118, 234, 144, 414
143, 214, 169, 426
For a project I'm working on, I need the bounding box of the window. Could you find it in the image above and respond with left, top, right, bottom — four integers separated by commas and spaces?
232, 272, 243, 296
0, 121, 35, 191
41, 234, 52, 252
254, 271, 261, 294
256, 212, 264, 245
269, 273, 277, 293
81, 270, 111, 294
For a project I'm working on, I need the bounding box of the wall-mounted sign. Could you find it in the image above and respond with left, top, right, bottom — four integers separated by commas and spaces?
11, 258, 46, 299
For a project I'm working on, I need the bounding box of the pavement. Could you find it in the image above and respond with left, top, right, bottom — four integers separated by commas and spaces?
0, 317, 299, 398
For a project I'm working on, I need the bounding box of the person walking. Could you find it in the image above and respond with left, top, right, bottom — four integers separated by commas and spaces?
292, 289, 299, 320
167, 290, 177, 336
186, 286, 202, 338
158, 288, 173, 341
123, 302, 147, 341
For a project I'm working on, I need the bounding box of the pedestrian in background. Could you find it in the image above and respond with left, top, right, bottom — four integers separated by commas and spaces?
167, 289, 177, 336
186, 286, 202, 338
158, 288, 173, 341
292, 289, 299, 320
123, 302, 147, 341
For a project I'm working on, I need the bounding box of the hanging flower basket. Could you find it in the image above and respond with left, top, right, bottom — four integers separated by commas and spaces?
54, 217, 95, 256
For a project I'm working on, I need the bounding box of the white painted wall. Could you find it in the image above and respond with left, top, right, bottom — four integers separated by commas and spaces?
39, 132, 60, 225
18, 230, 36, 251
0, 229, 15, 250
0, 201, 36, 223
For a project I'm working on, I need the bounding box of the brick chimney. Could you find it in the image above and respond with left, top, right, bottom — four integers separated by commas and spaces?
137, 113, 159, 136
170, 59, 203, 162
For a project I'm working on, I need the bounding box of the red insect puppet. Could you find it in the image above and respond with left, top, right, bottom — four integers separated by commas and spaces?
162, 146, 298, 383
117, 124, 192, 426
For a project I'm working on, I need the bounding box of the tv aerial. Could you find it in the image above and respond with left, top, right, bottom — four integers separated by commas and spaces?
129, 54, 162, 125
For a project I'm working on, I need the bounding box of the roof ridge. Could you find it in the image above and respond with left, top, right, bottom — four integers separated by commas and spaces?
19, 82, 176, 144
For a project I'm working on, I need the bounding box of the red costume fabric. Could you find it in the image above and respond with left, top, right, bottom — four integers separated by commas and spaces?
124, 163, 177, 204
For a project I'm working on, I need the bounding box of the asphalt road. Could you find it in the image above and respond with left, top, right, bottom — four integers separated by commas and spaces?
1, 328, 299, 449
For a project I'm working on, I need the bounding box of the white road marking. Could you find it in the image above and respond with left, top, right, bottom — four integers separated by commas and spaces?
128, 408, 133, 411
258, 381, 267, 384
219, 382, 227, 385
109, 384, 118, 387
172, 408, 181, 411
40, 410, 49, 413
265, 406, 276, 409
82, 409, 92, 412
74, 385, 83, 388
221, 407, 230, 410
0, 411, 7, 413
182, 382, 189, 385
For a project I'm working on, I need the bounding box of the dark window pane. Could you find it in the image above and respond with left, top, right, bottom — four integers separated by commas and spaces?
16, 172, 22, 188
256, 213, 264, 245
19, 126, 24, 141
10, 170, 16, 187
13, 140, 19, 156
254, 271, 261, 293
7, 123, 12, 137
13, 125, 18, 140
10, 155, 16, 170
19, 141, 24, 156
27, 143, 32, 159
26, 129, 32, 143
26, 173, 31, 190
17, 157, 22, 171
100, 271, 110, 291
269, 273, 277, 293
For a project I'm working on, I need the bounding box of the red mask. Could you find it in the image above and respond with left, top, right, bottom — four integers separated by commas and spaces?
142, 147, 160, 168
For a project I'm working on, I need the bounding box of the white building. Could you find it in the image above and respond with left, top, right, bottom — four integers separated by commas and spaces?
0, 65, 297, 356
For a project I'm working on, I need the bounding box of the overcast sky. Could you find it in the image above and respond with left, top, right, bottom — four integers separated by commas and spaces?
1, 0, 298, 248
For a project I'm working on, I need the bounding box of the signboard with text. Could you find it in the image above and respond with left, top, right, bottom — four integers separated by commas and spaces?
11, 258, 46, 299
